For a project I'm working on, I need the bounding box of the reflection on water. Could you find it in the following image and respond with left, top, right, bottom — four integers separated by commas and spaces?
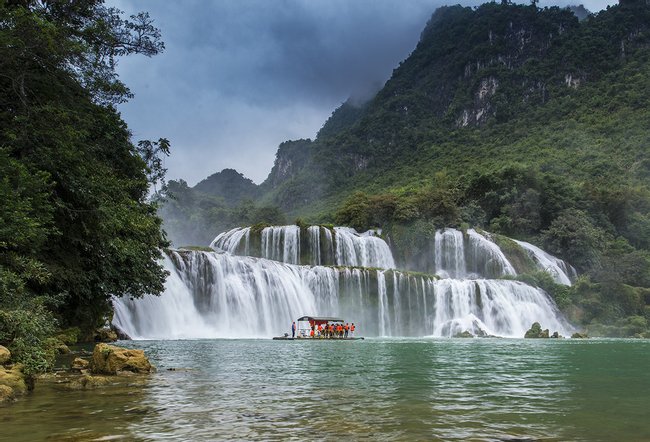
2, 339, 649, 441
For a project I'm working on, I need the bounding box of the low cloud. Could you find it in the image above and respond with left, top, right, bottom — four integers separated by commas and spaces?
110, 0, 615, 184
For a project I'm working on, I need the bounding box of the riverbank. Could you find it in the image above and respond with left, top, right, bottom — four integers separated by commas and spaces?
0, 342, 154, 407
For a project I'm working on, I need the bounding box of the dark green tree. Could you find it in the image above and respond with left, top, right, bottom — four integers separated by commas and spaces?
0, 0, 170, 369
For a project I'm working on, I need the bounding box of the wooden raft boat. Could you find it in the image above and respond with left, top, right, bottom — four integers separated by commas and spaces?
273, 315, 364, 340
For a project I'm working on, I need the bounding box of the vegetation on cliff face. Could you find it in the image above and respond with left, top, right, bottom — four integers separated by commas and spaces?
0, 0, 169, 374
163, 1, 650, 336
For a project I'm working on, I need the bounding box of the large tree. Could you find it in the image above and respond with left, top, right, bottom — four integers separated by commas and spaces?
0, 0, 170, 367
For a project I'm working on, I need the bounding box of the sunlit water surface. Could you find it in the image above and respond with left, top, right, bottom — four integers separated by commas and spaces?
2, 338, 649, 441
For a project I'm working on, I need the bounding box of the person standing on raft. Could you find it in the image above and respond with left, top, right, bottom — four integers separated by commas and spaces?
291, 321, 296, 338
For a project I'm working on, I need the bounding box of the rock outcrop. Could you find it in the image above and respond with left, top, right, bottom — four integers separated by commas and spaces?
67, 374, 113, 390
524, 322, 559, 339
92, 343, 154, 375
94, 327, 118, 343
71, 357, 90, 372
0, 345, 10, 364
0, 364, 28, 403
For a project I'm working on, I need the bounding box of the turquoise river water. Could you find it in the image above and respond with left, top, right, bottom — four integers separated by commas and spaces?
2, 338, 649, 441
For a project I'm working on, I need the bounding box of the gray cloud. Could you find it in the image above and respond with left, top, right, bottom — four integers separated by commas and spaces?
109, 0, 616, 185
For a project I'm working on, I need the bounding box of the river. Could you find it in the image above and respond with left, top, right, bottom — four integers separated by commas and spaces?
2, 338, 649, 441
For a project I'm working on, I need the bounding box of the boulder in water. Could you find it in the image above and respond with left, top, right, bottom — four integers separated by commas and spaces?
0, 364, 27, 399
0, 345, 10, 364
92, 343, 154, 375
71, 357, 90, 372
524, 322, 556, 339
0, 384, 14, 403
524, 322, 543, 338
454, 330, 475, 338
571, 332, 589, 339
67, 374, 113, 390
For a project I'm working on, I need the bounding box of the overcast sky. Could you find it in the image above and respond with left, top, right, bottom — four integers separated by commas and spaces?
109, 0, 616, 186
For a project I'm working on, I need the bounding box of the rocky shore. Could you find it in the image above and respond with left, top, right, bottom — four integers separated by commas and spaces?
0, 343, 154, 405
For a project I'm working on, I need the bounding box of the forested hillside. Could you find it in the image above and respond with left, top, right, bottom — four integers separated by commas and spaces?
163, 0, 650, 336
0, 1, 169, 375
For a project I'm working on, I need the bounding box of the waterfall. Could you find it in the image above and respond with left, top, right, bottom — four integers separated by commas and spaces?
261, 225, 300, 265
466, 229, 517, 278
113, 250, 574, 339
434, 229, 467, 278
210, 227, 250, 255
377, 271, 389, 336
113, 251, 321, 339
514, 239, 576, 286
307, 225, 321, 265
432, 228, 517, 279
209, 225, 395, 269
334, 227, 396, 269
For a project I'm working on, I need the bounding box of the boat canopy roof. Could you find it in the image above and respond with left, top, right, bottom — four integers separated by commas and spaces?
297, 316, 344, 324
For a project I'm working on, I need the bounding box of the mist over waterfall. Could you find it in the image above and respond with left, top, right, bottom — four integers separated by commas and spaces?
114, 225, 576, 339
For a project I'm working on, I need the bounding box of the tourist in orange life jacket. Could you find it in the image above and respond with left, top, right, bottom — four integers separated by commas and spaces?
329, 323, 334, 338
317, 323, 323, 337
337, 323, 343, 338
344, 323, 349, 338
351, 323, 355, 336
310, 328, 315, 338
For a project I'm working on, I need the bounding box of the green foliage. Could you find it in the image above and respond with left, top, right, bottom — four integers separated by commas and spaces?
0, 0, 170, 372
541, 209, 607, 272
0, 300, 57, 377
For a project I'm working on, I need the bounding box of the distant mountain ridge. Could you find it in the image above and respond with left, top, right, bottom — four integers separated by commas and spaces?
187, 0, 649, 214
193, 168, 258, 205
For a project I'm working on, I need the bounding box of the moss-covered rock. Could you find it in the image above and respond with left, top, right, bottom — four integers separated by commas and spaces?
0, 364, 27, 396
0, 384, 14, 403
523, 322, 557, 338
0, 345, 10, 364
67, 374, 113, 390
454, 330, 474, 338
524, 322, 543, 338
71, 357, 90, 372
94, 327, 118, 343
92, 344, 154, 375
571, 332, 589, 339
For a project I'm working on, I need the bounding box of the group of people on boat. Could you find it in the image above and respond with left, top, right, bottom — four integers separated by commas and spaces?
291, 321, 356, 339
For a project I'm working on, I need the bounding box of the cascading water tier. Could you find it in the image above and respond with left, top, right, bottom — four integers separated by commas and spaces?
114, 225, 575, 339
